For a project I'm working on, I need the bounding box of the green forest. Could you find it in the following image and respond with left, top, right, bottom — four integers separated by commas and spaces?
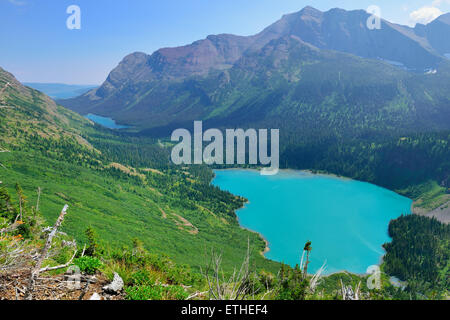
383, 214, 450, 299
0, 64, 449, 300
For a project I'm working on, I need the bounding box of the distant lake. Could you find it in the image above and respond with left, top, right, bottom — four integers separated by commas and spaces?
85, 114, 129, 129
212, 170, 412, 274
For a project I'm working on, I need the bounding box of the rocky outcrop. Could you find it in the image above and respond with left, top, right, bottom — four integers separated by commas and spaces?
102, 273, 124, 294
413, 199, 450, 224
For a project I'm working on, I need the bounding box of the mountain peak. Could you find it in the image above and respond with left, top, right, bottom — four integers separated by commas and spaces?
121, 52, 150, 65
299, 6, 322, 15
436, 12, 450, 25
62, 6, 450, 116
285, 6, 323, 20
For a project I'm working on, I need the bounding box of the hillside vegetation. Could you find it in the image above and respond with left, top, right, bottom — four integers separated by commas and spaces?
0, 67, 278, 274
60, 9, 450, 212
1, 184, 424, 300
383, 214, 450, 299
1, 65, 449, 299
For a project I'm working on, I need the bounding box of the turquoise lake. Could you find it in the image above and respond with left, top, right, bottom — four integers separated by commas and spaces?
85, 114, 129, 129
212, 170, 412, 275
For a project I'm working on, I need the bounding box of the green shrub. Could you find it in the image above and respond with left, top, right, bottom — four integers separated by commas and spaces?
84, 226, 100, 257
125, 285, 162, 300
130, 269, 158, 286
53, 246, 75, 265
165, 285, 189, 300
16, 222, 31, 239
125, 285, 188, 300
73, 256, 102, 275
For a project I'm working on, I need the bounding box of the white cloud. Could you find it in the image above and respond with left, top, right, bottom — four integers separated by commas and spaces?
409, 6, 443, 25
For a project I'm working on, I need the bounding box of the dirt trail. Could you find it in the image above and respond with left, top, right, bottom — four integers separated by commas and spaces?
159, 207, 168, 219
142, 168, 164, 175
158, 206, 198, 235
196, 204, 217, 218
171, 213, 199, 235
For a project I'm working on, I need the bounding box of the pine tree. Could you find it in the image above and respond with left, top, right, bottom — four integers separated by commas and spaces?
0, 186, 16, 221
85, 226, 99, 257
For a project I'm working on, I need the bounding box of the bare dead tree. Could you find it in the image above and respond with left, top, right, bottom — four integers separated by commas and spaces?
35, 187, 41, 213
38, 249, 77, 273
80, 243, 86, 257
300, 241, 312, 280
186, 291, 208, 300
202, 240, 257, 300
18, 196, 22, 222
340, 279, 361, 300
1, 214, 31, 272
298, 241, 326, 294
25, 204, 77, 300
309, 261, 327, 293
0, 239, 27, 271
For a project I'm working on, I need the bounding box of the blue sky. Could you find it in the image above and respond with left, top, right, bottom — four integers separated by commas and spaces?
1, 0, 449, 84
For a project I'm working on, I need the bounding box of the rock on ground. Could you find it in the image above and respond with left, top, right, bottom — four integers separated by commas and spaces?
102, 273, 124, 294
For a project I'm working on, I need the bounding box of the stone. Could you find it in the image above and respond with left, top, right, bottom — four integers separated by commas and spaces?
89, 292, 102, 300
102, 272, 123, 294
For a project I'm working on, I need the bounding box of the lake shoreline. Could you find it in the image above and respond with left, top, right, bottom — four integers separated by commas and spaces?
232, 197, 272, 257
214, 167, 350, 180
85, 113, 131, 130
212, 168, 412, 276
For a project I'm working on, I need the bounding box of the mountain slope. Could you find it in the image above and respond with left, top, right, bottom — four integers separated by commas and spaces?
62, 34, 450, 134
61, 6, 450, 119
0, 67, 93, 150
58, 6, 450, 212
416, 13, 450, 56
251, 7, 443, 70
0, 67, 280, 273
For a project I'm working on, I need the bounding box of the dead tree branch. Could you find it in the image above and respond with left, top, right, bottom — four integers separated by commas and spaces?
38, 248, 77, 273
340, 279, 361, 300
78, 276, 95, 300
0, 240, 27, 271
202, 239, 254, 300
186, 291, 208, 300
36, 187, 41, 212
25, 204, 69, 300
0, 221, 21, 234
